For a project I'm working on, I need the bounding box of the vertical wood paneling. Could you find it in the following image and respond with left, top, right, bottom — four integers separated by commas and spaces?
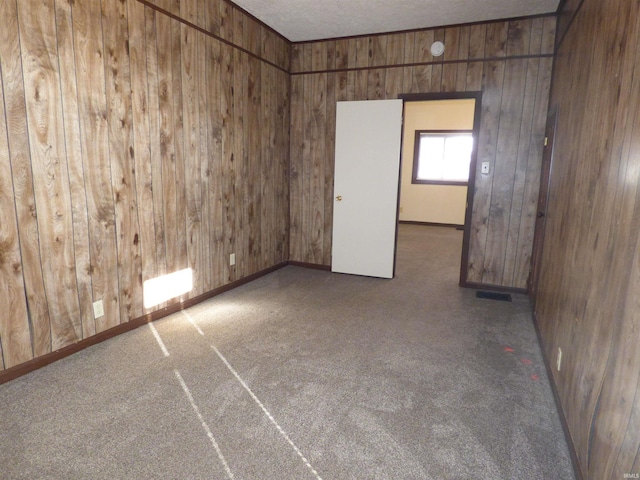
181, 20, 202, 295
276, 69, 290, 261
514, 58, 552, 286
324, 43, 336, 266
171, 16, 188, 283
310, 71, 326, 263
260, 62, 273, 270
180, 0, 197, 26
102, 0, 143, 322
233, 48, 247, 278
301, 69, 312, 262
18, 0, 82, 348
369, 35, 387, 67
127, 0, 157, 292
247, 55, 261, 273
289, 17, 555, 291
218, 0, 232, 42
346, 38, 357, 100
273, 74, 282, 262
467, 58, 504, 283
73, 0, 120, 331
0, 0, 52, 357
145, 6, 168, 298
0, 63, 32, 368
467, 21, 509, 284
289, 74, 303, 264
535, 0, 640, 478
480, 58, 527, 285
355, 37, 368, 98
482, 22, 532, 285
412, 30, 434, 92
466, 24, 487, 90
199, 32, 213, 291
385, 34, 405, 99
0, 0, 291, 372
205, 0, 221, 36
220, 42, 236, 283
402, 31, 415, 94
55, 0, 94, 338
455, 26, 470, 92
367, 35, 386, 99
541, 17, 557, 56
442, 27, 460, 91
291, 44, 302, 73
308, 42, 326, 263
205, 33, 223, 289
503, 51, 540, 286
334, 40, 348, 102
262, 35, 276, 267
156, 12, 178, 282
556, 0, 583, 49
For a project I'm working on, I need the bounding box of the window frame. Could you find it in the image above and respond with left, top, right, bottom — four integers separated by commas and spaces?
411, 129, 474, 186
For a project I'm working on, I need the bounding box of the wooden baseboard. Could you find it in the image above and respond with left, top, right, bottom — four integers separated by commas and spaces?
287, 261, 332, 271
460, 280, 528, 295
531, 311, 584, 480
0, 262, 288, 386
399, 220, 464, 228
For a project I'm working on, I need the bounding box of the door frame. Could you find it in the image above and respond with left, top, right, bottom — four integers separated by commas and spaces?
528, 106, 558, 304
398, 91, 483, 287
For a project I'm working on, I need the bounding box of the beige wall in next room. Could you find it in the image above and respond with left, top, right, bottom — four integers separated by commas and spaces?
399, 99, 475, 225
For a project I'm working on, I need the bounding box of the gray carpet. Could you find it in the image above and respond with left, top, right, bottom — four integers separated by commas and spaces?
0, 225, 575, 479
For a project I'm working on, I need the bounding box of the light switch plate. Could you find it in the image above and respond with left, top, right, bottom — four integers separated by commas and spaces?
93, 300, 104, 319
481, 162, 490, 174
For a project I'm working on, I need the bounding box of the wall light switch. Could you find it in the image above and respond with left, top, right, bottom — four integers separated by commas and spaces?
230, 253, 236, 266
481, 162, 490, 174
93, 300, 104, 319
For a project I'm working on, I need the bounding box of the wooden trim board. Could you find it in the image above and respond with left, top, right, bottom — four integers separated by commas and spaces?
399, 221, 463, 228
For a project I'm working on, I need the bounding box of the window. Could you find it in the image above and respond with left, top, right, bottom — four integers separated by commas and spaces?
411, 130, 473, 186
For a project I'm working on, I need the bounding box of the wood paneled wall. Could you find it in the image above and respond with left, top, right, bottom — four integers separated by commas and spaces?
535, 0, 640, 478
288, 17, 556, 289
0, 0, 290, 371
556, 0, 583, 48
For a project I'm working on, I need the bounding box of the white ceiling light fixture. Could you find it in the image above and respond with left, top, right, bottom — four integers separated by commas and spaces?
430, 41, 445, 57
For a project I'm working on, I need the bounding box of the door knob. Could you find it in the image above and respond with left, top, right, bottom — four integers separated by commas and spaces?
336, 195, 342, 201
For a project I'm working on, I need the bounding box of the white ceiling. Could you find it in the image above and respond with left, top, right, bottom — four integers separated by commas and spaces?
233, 0, 560, 42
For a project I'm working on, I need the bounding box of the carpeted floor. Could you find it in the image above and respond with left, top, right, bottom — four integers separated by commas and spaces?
0, 225, 575, 479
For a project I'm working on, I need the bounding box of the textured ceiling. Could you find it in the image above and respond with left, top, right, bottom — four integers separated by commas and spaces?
233, 0, 560, 42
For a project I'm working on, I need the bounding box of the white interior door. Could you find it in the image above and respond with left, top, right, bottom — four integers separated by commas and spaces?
331, 99, 403, 278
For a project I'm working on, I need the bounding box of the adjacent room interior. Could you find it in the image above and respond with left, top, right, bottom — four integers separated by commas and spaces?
1, 0, 639, 479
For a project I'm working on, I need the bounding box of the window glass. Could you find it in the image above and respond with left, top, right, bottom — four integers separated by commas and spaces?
413, 132, 473, 185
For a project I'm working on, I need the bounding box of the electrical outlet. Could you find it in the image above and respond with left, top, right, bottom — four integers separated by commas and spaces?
481, 162, 490, 174
557, 347, 562, 372
93, 300, 104, 319
230, 253, 236, 266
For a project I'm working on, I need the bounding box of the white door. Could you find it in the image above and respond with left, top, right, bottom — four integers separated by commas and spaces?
331, 99, 403, 278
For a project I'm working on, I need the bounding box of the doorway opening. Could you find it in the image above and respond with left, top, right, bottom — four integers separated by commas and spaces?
397, 93, 482, 286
